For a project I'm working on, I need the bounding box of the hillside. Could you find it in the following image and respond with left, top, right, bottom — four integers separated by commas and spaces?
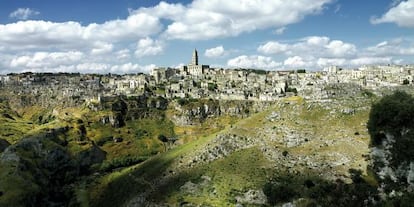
1, 84, 395, 206
88, 95, 374, 207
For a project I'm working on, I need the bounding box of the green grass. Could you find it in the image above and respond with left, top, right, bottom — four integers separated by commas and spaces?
164, 147, 271, 206
0, 93, 377, 206
87, 116, 235, 206
86, 96, 373, 206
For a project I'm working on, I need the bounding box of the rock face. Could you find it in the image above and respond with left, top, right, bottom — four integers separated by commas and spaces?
98, 95, 169, 127
0, 128, 106, 206
0, 139, 10, 153
370, 132, 414, 193
171, 99, 271, 125
187, 134, 255, 167
367, 91, 414, 196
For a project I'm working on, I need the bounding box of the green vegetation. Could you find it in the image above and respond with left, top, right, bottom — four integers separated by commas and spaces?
207, 82, 218, 91
285, 87, 298, 94
368, 91, 414, 156
368, 91, 414, 200
2, 90, 398, 206
402, 79, 410, 85
263, 170, 378, 206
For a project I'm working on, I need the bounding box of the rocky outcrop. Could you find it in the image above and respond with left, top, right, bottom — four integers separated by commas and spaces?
188, 134, 255, 167
98, 95, 169, 127
0, 128, 106, 206
235, 189, 267, 205
171, 99, 272, 125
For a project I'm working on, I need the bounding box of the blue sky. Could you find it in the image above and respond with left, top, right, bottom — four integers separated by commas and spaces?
0, 0, 413, 74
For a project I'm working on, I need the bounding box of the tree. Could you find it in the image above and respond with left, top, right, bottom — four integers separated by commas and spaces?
158, 134, 168, 151
367, 91, 414, 193
158, 134, 168, 143
403, 79, 410, 85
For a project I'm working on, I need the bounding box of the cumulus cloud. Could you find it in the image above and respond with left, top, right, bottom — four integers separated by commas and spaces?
115, 49, 131, 60
227, 55, 282, 69
205, 46, 225, 58
0, 13, 162, 51
135, 37, 163, 57
317, 58, 346, 67
133, 0, 333, 40
76, 63, 110, 73
350, 57, 393, 66
91, 42, 113, 55
258, 36, 357, 58
10, 51, 83, 69
252, 35, 411, 69
258, 42, 288, 55
371, 0, 414, 28
366, 39, 414, 56
110, 63, 156, 74
9, 8, 39, 20
284, 56, 308, 68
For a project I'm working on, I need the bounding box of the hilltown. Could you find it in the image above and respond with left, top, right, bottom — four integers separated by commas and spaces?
0, 50, 413, 106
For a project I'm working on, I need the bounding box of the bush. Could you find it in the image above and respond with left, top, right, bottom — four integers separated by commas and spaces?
177, 98, 189, 106
158, 134, 168, 143
285, 87, 298, 94
403, 79, 410, 85
367, 91, 414, 167
263, 182, 297, 205
207, 83, 218, 91
100, 156, 148, 172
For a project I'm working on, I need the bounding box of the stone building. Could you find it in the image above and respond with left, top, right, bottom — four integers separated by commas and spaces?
183, 49, 210, 76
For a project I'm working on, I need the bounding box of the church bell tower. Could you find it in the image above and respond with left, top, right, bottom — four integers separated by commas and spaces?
192, 49, 198, 66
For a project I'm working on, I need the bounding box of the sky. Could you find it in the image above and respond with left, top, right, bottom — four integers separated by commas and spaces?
0, 0, 413, 74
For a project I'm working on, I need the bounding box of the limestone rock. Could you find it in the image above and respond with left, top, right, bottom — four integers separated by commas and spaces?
235, 190, 267, 205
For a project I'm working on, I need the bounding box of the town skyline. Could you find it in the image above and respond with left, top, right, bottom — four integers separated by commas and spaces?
0, 0, 413, 74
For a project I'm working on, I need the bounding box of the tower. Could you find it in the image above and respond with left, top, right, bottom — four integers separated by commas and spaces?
192, 49, 198, 66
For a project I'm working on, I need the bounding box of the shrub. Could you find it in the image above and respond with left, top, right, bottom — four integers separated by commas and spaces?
368, 91, 414, 166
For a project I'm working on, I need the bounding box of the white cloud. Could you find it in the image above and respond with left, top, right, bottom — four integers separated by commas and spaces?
91, 42, 113, 55
9, 8, 39, 20
205, 46, 225, 58
10, 51, 83, 69
284, 56, 308, 68
133, 0, 333, 40
258, 36, 356, 58
227, 55, 282, 69
274, 27, 287, 35
135, 37, 163, 57
257, 41, 288, 55
0, 13, 162, 51
366, 39, 414, 56
248, 36, 412, 69
317, 58, 346, 67
83, 13, 162, 41
350, 57, 393, 66
325, 40, 357, 57
110, 63, 156, 74
371, 0, 414, 28
115, 49, 131, 60
76, 63, 110, 72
